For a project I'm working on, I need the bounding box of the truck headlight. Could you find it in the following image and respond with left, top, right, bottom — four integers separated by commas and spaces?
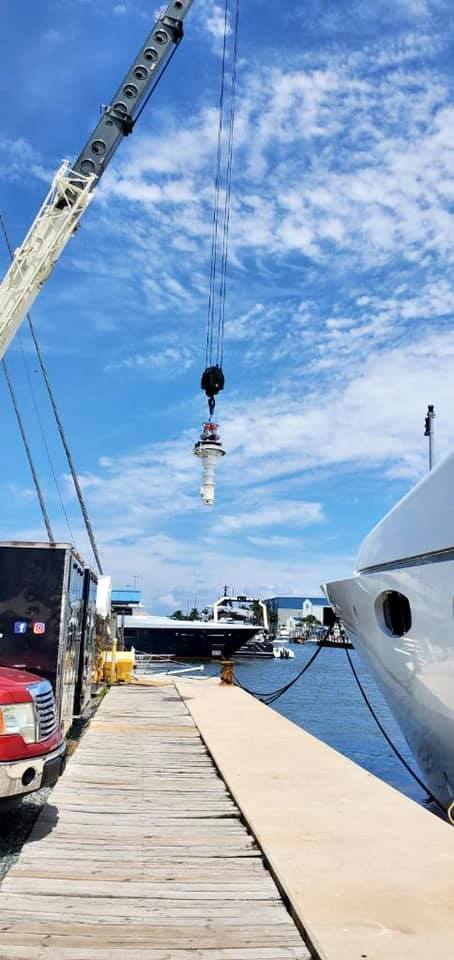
0, 703, 36, 743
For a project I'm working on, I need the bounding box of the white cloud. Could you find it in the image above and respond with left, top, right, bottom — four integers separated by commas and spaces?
216, 501, 325, 532
42, 29, 64, 43
105, 345, 194, 374
91, 49, 454, 329
0, 137, 49, 185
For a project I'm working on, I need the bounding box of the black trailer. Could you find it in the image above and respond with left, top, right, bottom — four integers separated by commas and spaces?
0, 541, 96, 731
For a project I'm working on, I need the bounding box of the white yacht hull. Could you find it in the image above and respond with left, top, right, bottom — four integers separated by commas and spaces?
325, 451, 454, 809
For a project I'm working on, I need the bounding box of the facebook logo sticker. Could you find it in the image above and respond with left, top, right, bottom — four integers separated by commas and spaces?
14, 621, 28, 635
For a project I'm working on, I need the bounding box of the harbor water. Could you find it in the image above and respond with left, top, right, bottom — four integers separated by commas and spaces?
160, 645, 427, 806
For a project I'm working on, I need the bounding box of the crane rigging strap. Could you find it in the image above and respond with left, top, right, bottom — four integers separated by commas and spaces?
17, 327, 76, 547
202, 0, 241, 414
26, 316, 104, 576
217, 0, 240, 370
0, 211, 103, 575
2, 358, 55, 544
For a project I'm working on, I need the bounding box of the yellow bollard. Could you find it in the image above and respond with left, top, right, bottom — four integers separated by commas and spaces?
220, 660, 234, 685
110, 637, 118, 684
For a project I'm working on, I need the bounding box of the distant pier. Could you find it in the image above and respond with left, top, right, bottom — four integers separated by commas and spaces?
2, 679, 454, 959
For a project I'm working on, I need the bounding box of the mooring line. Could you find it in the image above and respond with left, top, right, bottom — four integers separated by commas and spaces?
343, 643, 452, 820
233, 624, 334, 704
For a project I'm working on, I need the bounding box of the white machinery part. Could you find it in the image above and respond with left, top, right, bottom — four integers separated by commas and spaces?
213, 595, 269, 632
0, 162, 95, 360
96, 575, 112, 619
194, 442, 225, 506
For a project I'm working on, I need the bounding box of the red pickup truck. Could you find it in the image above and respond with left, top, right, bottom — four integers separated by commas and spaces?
0, 667, 65, 809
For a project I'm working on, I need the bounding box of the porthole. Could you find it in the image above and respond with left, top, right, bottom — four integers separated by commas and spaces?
113, 101, 128, 116
144, 47, 158, 62
381, 591, 411, 637
154, 30, 169, 44
123, 83, 138, 99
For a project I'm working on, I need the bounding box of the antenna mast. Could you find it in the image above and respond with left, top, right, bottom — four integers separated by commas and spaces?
424, 404, 435, 471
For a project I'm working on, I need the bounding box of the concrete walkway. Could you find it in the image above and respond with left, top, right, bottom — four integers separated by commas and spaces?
177, 677, 454, 960
0, 685, 309, 960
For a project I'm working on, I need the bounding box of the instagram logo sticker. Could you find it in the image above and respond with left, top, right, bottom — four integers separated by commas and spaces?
33, 622, 46, 635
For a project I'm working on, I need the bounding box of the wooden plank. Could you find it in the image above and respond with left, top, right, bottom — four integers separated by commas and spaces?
0, 685, 309, 959
2, 877, 280, 900
0, 946, 308, 960
0, 922, 302, 944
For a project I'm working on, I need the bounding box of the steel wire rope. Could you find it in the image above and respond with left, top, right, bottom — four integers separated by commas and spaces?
343, 643, 449, 817
16, 330, 76, 546
2, 359, 55, 543
205, 0, 230, 369
217, 0, 240, 368
0, 212, 103, 574
25, 317, 104, 574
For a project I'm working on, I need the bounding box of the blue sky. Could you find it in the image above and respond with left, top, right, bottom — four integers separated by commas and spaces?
1, 0, 454, 612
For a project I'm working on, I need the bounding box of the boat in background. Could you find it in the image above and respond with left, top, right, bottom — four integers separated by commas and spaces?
273, 645, 294, 659
123, 611, 262, 660
212, 594, 273, 657
234, 631, 274, 658
324, 451, 454, 809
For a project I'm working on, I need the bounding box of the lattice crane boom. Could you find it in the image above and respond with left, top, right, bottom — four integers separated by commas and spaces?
0, 0, 195, 361
0, 164, 95, 359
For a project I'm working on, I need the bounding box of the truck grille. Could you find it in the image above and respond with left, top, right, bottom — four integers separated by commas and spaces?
28, 681, 59, 741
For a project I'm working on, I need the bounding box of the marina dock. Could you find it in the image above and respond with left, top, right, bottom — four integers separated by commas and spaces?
2, 679, 454, 959
0, 684, 309, 960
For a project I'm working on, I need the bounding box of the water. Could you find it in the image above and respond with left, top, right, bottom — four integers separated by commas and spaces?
154, 645, 427, 806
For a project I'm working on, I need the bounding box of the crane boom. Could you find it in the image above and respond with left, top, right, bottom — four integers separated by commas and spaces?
0, 0, 194, 360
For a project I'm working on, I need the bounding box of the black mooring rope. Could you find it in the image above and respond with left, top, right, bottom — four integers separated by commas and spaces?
343, 644, 448, 815
233, 624, 333, 704
233, 615, 453, 819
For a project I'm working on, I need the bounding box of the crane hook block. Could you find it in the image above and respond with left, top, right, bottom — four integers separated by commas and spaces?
201, 365, 225, 399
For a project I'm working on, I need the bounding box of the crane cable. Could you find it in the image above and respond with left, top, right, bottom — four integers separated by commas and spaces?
2, 358, 55, 543
217, 0, 240, 371
17, 330, 76, 547
201, 0, 241, 417
26, 315, 104, 575
0, 212, 103, 575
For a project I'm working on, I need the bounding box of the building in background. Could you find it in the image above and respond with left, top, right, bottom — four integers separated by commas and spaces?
264, 596, 333, 635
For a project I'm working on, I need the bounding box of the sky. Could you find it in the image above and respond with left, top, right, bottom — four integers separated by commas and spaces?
1, 0, 454, 613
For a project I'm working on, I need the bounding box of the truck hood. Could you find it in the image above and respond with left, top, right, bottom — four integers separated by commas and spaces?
0, 666, 42, 702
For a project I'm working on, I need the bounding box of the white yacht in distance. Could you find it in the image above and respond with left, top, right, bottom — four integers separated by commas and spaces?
324, 451, 454, 809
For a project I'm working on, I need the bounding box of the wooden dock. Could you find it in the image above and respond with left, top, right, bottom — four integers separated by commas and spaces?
0, 685, 310, 959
